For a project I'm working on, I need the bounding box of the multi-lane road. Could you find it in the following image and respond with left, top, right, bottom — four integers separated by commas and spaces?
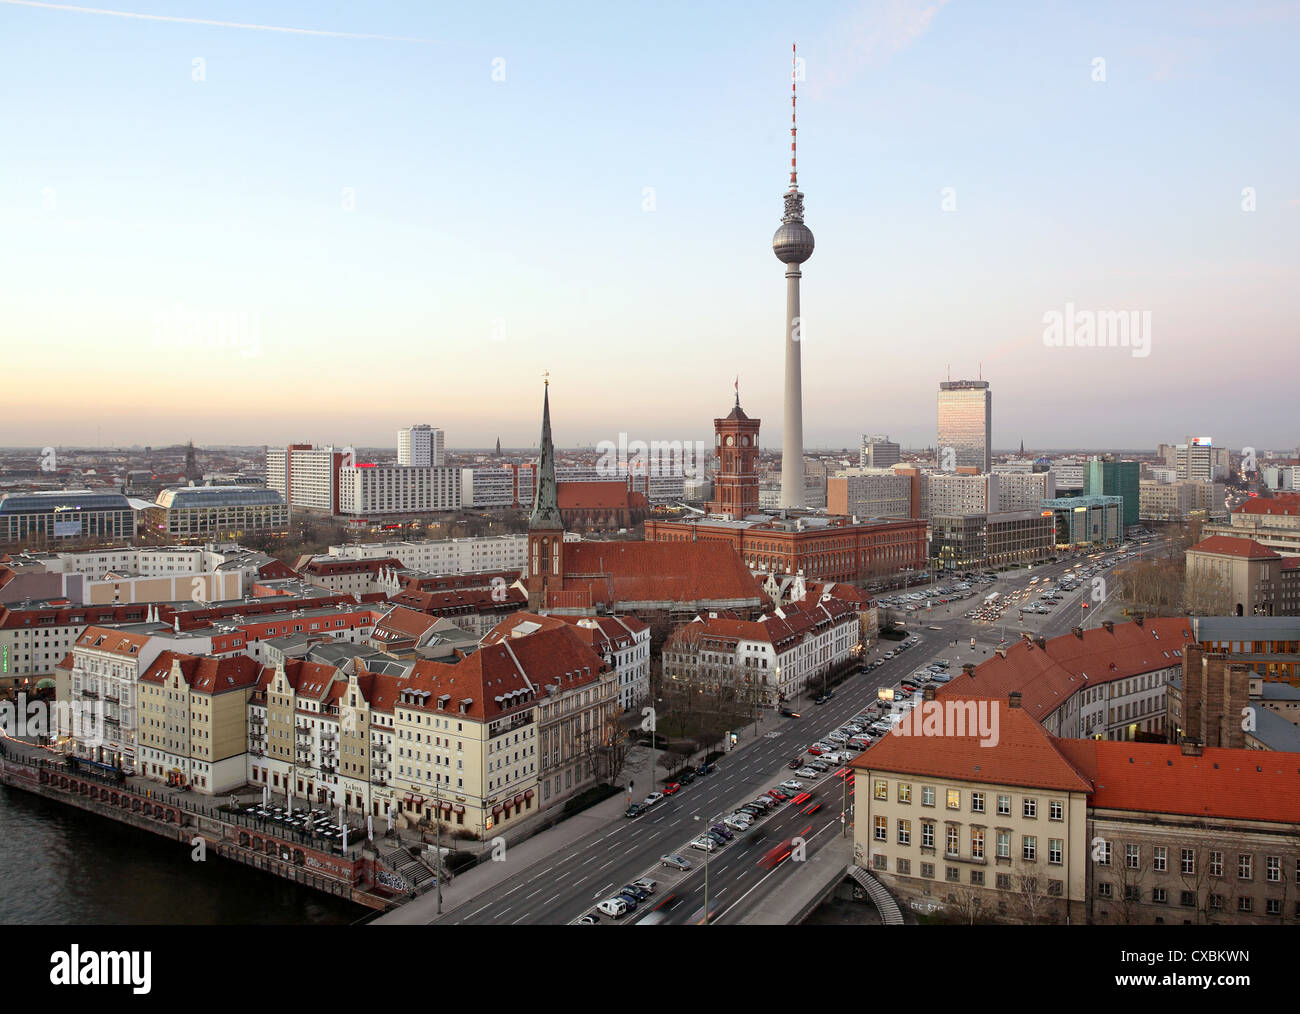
438, 541, 1166, 925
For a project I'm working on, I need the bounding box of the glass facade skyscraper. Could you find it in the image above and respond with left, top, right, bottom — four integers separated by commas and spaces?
937, 380, 992, 473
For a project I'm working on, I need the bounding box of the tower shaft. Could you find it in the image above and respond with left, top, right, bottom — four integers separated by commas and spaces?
780, 263, 804, 508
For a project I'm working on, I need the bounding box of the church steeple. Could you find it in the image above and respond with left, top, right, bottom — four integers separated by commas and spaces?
530, 379, 563, 531
527, 378, 565, 610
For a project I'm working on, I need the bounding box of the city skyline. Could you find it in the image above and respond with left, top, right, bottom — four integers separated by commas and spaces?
2, 0, 1297, 450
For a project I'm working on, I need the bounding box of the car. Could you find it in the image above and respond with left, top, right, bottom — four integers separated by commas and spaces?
789, 791, 812, 807
814, 695, 827, 705
707, 830, 728, 846
689, 836, 718, 852
781, 779, 804, 791
723, 815, 752, 832
661, 854, 692, 870
788, 757, 804, 769
779, 707, 802, 718
795, 767, 821, 779
633, 877, 658, 894
621, 883, 650, 901
696, 763, 717, 776
827, 732, 849, 744
679, 770, 697, 785
578, 914, 600, 924
709, 825, 734, 841
929, 673, 952, 684
643, 792, 664, 807
662, 782, 681, 796
883, 651, 896, 659
766, 789, 789, 802
624, 803, 646, 819
737, 804, 765, 817
615, 891, 640, 911
807, 744, 825, 755
596, 898, 629, 918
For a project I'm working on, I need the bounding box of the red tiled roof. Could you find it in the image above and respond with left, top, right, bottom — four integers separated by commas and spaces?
390, 586, 526, 615
937, 617, 1193, 723
850, 700, 1093, 793
1233, 494, 1300, 517
557, 481, 642, 511
140, 650, 261, 693
1187, 535, 1281, 559
484, 612, 649, 652
74, 626, 151, 656
300, 557, 405, 577
1055, 740, 1300, 823
372, 605, 441, 642
553, 541, 763, 608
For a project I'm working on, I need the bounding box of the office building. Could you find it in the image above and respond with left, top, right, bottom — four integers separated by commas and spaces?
937, 380, 992, 473
397, 425, 445, 467
860, 435, 901, 469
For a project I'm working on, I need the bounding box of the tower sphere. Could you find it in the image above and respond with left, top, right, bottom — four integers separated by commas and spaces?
772, 220, 815, 264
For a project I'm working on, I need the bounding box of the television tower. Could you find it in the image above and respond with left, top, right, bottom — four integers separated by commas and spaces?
774, 43, 814, 509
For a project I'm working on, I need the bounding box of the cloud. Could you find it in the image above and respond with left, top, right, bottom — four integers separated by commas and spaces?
810, 0, 952, 96
0, 0, 440, 43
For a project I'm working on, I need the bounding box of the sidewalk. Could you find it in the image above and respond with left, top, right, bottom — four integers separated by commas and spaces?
376, 709, 777, 924
738, 829, 855, 924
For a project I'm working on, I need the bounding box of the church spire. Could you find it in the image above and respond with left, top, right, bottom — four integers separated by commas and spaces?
529, 377, 563, 530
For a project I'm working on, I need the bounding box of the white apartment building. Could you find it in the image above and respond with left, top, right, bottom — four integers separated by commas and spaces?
1049, 458, 1087, 491
266, 445, 340, 512
828, 468, 913, 518
326, 533, 578, 574
337, 465, 461, 516
860, 436, 901, 469
461, 465, 537, 509
921, 471, 1053, 518
997, 471, 1056, 512
398, 425, 445, 468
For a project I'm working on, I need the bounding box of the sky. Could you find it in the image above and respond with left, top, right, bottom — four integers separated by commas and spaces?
1, 0, 1297, 455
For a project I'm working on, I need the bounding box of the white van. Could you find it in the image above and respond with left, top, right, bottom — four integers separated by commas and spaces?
597, 898, 629, 918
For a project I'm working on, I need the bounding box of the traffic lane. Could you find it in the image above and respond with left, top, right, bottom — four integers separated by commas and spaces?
654, 793, 845, 924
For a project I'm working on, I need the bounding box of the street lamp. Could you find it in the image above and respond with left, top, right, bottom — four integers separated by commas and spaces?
693, 811, 725, 924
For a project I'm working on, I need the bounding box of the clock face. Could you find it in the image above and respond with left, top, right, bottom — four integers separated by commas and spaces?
725, 435, 734, 446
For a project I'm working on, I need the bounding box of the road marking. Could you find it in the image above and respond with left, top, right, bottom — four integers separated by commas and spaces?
594, 882, 613, 898
544, 893, 560, 906
511, 912, 531, 924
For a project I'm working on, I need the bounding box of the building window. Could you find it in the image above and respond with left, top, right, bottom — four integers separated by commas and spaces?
1048, 880, 1063, 897
997, 794, 1010, 816
874, 816, 887, 842
1238, 854, 1253, 881
1210, 851, 1224, 878
946, 866, 960, 882
970, 870, 984, 886
873, 854, 887, 872
1098, 882, 1112, 899
1266, 898, 1281, 916
1153, 846, 1167, 873
996, 831, 1010, 859
971, 828, 984, 860
1237, 897, 1252, 913
1209, 894, 1224, 911
1181, 849, 1196, 876
971, 791, 984, 813
945, 826, 959, 858
897, 819, 911, 846
1049, 838, 1063, 866
1125, 885, 1140, 901
1180, 891, 1196, 907
898, 782, 911, 804
1126, 844, 1140, 870
920, 821, 934, 849
1023, 836, 1037, 862
946, 789, 960, 810
922, 786, 935, 807
1049, 799, 1064, 821
1022, 797, 1037, 819
874, 779, 888, 801
896, 857, 911, 875
1267, 856, 1281, 883
921, 862, 934, 879
1097, 839, 1112, 866
996, 873, 1011, 890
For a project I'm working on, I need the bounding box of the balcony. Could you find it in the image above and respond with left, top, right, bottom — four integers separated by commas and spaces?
80, 688, 99, 700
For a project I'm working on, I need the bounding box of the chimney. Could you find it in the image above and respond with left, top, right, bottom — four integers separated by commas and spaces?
1071, 626, 1083, 639
1008, 691, 1022, 709
1133, 612, 1144, 627
1102, 620, 1114, 634
1180, 740, 1202, 757
963, 663, 976, 678
922, 685, 936, 702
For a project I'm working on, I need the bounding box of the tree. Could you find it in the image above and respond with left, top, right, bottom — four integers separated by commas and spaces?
1184, 559, 1234, 616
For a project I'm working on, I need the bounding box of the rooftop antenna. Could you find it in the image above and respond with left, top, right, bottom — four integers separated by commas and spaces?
789, 43, 798, 190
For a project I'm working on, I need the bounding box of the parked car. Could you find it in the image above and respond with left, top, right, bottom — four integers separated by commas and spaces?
689, 836, 718, 852
781, 779, 804, 791
642, 792, 664, 807
707, 830, 728, 846
678, 770, 697, 785
807, 744, 825, 755
723, 815, 752, 832
696, 763, 717, 776
662, 782, 681, 796
624, 803, 646, 819
788, 757, 804, 769
596, 898, 628, 918
660, 854, 692, 870
708, 825, 734, 841
795, 767, 821, 779
621, 883, 649, 901
615, 891, 640, 911
632, 877, 658, 894
577, 914, 599, 924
